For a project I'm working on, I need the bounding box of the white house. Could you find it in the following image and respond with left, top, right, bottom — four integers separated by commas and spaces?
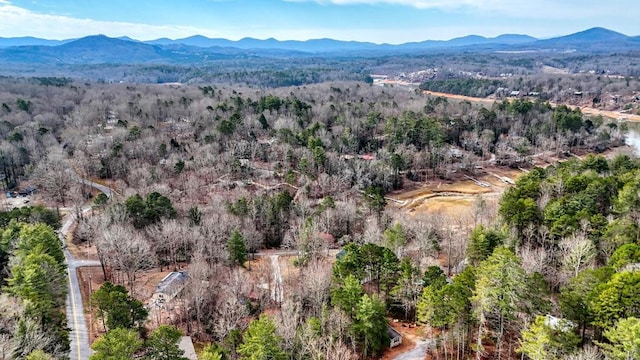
151, 271, 189, 304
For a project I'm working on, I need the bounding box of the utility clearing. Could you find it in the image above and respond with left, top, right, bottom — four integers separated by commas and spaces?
388, 168, 522, 216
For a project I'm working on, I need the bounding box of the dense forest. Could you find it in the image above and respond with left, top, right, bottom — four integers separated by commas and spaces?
2, 49, 640, 87
0, 75, 636, 360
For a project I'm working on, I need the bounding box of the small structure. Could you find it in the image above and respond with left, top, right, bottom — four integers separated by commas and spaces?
178, 336, 198, 360
18, 186, 37, 196
151, 271, 189, 304
544, 315, 575, 332
387, 325, 403, 348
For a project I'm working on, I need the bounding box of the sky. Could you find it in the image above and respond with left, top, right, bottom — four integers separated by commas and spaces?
0, 0, 637, 44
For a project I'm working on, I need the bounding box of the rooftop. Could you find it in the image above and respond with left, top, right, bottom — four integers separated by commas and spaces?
156, 271, 189, 295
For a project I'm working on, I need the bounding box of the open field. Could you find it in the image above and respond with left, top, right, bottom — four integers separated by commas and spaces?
388, 166, 522, 216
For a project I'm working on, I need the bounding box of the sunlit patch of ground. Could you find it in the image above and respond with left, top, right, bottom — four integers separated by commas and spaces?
389, 167, 525, 216
412, 196, 476, 215
430, 180, 491, 194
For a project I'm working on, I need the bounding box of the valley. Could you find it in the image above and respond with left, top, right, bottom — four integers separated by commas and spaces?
0, 18, 639, 360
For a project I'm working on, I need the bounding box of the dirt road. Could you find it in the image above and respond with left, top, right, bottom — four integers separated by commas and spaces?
422, 90, 640, 122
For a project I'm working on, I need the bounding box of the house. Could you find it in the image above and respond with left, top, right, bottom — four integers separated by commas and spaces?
178, 337, 198, 360
18, 186, 37, 196
387, 325, 403, 348
151, 271, 189, 304
106, 111, 118, 125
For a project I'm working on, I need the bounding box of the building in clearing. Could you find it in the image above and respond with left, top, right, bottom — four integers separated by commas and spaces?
387, 325, 403, 348
151, 271, 189, 304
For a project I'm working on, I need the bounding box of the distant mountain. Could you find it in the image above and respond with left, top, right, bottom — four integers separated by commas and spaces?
527, 27, 640, 51
0, 35, 300, 64
553, 27, 628, 42
55, 35, 168, 63
0, 28, 637, 65
146, 33, 535, 52
492, 34, 538, 44
116, 36, 140, 42
0, 36, 69, 48
147, 36, 379, 52
0, 35, 183, 64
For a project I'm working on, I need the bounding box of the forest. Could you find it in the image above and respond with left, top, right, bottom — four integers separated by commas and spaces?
0, 74, 636, 360
2, 48, 640, 87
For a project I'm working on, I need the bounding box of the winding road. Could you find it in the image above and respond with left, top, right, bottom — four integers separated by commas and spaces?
62, 174, 113, 360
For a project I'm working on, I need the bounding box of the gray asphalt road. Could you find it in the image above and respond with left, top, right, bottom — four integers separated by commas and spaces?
66, 169, 114, 199
62, 215, 96, 360
392, 339, 434, 360
63, 170, 112, 360
65, 247, 99, 360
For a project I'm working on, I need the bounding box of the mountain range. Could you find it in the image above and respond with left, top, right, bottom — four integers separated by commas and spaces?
0, 27, 638, 65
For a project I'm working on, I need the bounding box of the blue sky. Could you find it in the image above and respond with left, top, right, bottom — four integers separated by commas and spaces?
0, 0, 637, 43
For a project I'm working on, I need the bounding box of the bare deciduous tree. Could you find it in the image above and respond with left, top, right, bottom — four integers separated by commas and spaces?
98, 223, 156, 292
32, 148, 73, 211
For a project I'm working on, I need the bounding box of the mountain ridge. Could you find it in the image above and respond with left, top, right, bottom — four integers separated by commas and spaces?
0, 27, 637, 65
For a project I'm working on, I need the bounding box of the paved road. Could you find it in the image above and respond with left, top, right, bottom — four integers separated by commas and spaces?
62, 213, 99, 360
66, 169, 114, 199
391, 339, 434, 360
62, 171, 113, 360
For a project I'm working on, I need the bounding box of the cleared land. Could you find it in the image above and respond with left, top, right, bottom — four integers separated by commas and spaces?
388, 167, 522, 216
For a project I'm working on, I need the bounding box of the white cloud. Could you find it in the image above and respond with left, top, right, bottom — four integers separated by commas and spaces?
286, 0, 639, 20
0, 2, 221, 40
0, 0, 637, 43
285, 0, 480, 9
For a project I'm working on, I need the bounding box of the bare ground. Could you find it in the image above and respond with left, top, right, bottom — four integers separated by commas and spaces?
388, 167, 523, 216
423, 90, 640, 122
381, 321, 424, 360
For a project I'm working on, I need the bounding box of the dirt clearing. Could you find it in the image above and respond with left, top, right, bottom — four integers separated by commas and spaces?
388, 167, 523, 216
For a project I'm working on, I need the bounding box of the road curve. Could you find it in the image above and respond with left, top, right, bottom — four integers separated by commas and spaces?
66, 169, 114, 199
62, 170, 114, 360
